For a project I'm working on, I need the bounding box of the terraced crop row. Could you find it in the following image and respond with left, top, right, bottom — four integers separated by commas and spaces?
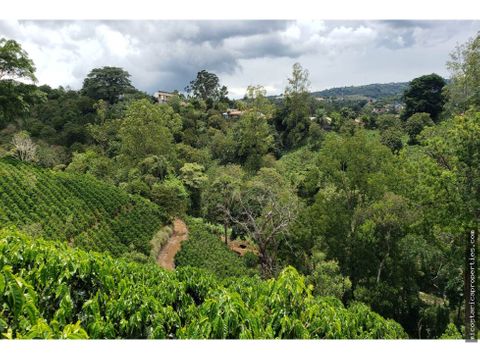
175, 218, 257, 278
0, 157, 167, 257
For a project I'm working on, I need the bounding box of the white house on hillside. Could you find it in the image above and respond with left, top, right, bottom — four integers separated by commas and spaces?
153, 91, 174, 104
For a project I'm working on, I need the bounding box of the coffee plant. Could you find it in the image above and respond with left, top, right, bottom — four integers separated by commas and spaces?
0, 229, 407, 339
0, 157, 168, 257
175, 218, 256, 278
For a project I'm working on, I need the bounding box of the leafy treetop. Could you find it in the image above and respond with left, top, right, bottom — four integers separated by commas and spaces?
0, 38, 37, 82
81, 66, 135, 104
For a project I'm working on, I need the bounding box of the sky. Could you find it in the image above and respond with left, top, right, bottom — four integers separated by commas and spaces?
0, 20, 479, 98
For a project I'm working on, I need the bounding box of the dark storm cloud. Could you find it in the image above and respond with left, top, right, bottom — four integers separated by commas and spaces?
371, 20, 480, 50
20, 20, 292, 44
2, 20, 297, 92
1, 20, 479, 96
170, 20, 293, 43
378, 20, 433, 29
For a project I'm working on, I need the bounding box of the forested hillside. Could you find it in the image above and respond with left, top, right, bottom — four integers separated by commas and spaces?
1, 31, 479, 340
0, 157, 167, 258
311, 82, 410, 100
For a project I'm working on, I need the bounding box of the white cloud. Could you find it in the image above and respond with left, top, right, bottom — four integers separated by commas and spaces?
95, 25, 135, 58
0, 20, 479, 97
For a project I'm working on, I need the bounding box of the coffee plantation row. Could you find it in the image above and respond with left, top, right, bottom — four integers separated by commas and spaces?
0, 228, 408, 339
175, 218, 256, 278
0, 157, 168, 257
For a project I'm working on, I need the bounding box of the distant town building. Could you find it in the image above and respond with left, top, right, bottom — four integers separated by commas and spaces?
222, 108, 244, 119
153, 91, 174, 104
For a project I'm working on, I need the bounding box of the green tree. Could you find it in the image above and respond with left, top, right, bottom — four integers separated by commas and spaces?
202, 165, 245, 244
440, 323, 462, 339
185, 70, 228, 103
445, 32, 480, 114
277, 63, 312, 149
209, 87, 275, 172
376, 114, 401, 131
180, 162, 208, 216
317, 130, 397, 204
0, 38, 36, 81
81, 66, 134, 104
401, 74, 446, 122
27, 87, 96, 147
209, 128, 237, 164
420, 110, 480, 229
228, 168, 299, 278
307, 122, 324, 150
151, 175, 189, 219
240, 85, 275, 119
0, 38, 45, 123
354, 193, 415, 285
118, 99, 176, 163
234, 110, 274, 172
380, 127, 404, 154
404, 112, 434, 145
291, 131, 400, 297
308, 250, 351, 299
66, 149, 115, 182
87, 118, 123, 154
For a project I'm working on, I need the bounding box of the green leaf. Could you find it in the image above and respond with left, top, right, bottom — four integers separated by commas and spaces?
4, 270, 24, 316
0, 317, 7, 333
0, 273, 5, 294
61, 322, 89, 339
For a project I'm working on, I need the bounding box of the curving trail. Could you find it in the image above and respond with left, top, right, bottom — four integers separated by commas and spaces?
157, 218, 188, 270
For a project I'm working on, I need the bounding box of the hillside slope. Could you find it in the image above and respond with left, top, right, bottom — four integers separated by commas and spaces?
175, 218, 255, 278
0, 229, 407, 339
311, 82, 410, 100
0, 157, 167, 257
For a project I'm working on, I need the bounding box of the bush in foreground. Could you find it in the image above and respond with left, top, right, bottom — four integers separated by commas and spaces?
0, 229, 407, 339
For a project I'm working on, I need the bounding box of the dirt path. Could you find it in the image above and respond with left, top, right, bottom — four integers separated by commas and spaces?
157, 218, 188, 270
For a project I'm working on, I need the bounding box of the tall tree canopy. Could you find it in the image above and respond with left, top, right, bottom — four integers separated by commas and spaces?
401, 73, 446, 122
0, 38, 44, 124
277, 63, 312, 150
81, 66, 135, 104
118, 99, 177, 163
185, 70, 228, 103
445, 32, 480, 114
0, 38, 36, 81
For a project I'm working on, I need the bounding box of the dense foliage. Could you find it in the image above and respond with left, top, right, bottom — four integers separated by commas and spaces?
445, 32, 480, 114
0, 38, 45, 124
1, 32, 479, 339
311, 82, 409, 100
401, 73, 446, 122
175, 218, 255, 278
81, 67, 135, 104
0, 229, 407, 339
0, 157, 167, 257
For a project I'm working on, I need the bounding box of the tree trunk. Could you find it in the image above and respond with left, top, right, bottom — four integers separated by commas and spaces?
377, 236, 391, 284
376, 257, 386, 284
258, 241, 273, 279
224, 221, 228, 245
260, 255, 274, 279
456, 304, 461, 324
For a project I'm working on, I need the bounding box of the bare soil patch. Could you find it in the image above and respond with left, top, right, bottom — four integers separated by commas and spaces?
157, 218, 188, 270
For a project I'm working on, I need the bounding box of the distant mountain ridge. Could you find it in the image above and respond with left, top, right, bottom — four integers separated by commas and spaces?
311, 82, 410, 100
